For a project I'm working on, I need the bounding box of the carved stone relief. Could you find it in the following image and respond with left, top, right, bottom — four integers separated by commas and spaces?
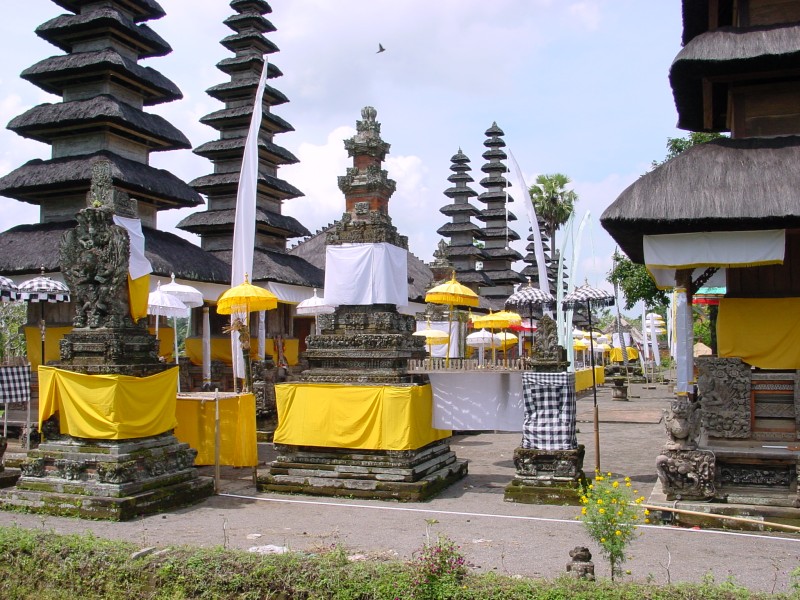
696, 357, 751, 439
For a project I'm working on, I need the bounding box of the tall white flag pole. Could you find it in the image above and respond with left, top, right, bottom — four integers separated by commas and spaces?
230, 57, 269, 382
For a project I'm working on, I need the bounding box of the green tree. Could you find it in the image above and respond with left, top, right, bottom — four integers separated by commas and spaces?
528, 173, 578, 249
607, 249, 668, 311
0, 302, 27, 362
651, 131, 724, 169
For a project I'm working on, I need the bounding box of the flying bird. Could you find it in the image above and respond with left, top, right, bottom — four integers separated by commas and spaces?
377, 43, 386, 53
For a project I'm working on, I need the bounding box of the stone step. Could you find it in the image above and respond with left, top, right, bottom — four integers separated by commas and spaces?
274, 439, 453, 468
270, 452, 458, 483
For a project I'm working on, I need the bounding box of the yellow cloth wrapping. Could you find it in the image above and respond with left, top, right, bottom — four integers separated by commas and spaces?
575, 366, 605, 392
609, 347, 639, 362
174, 393, 258, 467
718, 297, 800, 369
148, 327, 175, 362
185, 337, 299, 366
24, 326, 72, 368
274, 383, 450, 451
128, 274, 150, 323
38, 366, 178, 440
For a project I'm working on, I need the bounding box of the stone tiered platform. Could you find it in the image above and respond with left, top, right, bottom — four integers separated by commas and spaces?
0, 433, 213, 520
259, 439, 467, 501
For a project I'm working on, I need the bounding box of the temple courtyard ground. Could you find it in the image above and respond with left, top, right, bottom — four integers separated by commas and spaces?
2, 382, 800, 593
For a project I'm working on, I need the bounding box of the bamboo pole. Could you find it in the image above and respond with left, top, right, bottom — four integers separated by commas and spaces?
641, 502, 800, 533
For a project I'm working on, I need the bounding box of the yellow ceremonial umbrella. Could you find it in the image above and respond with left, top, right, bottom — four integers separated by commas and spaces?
425, 274, 480, 366
472, 310, 522, 363
216, 275, 278, 391
413, 324, 450, 359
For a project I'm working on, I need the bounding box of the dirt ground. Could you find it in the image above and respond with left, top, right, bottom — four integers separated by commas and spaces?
2, 382, 800, 593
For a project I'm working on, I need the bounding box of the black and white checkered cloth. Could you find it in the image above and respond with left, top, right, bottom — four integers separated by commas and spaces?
0, 364, 31, 408
521, 371, 577, 450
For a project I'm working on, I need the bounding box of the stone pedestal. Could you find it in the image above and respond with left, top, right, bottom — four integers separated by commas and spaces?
259, 439, 467, 501
0, 437, 20, 488
504, 446, 586, 504
655, 448, 716, 501
0, 433, 213, 520
59, 327, 166, 377
611, 385, 628, 401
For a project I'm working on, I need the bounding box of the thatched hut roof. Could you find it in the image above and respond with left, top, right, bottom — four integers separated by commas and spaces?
223, 13, 276, 35
22, 50, 182, 105
220, 32, 278, 56
600, 135, 800, 263
37, 10, 171, 58
436, 222, 483, 236
0, 221, 230, 283
9, 96, 191, 150
52, 0, 166, 22
671, 24, 800, 131
193, 137, 298, 166
189, 172, 302, 202
177, 208, 310, 239
230, 0, 272, 16
206, 78, 287, 106
200, 105, 293, 134
216, 56, 282, 78
212, 247, 324, 288
0, 150, 202, 209
439, 202, 481, 216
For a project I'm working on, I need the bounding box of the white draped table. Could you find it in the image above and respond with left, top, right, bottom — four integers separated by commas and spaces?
428, 371, 524, 431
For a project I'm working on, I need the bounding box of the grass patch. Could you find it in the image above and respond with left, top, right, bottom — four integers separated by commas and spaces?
0, 525, 793, 599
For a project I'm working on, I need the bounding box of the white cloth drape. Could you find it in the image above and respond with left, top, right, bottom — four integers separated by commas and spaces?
324, 243, 408, 306
675, 288, 692, 394
112, 215, 152, 279
429, 372, 523, 431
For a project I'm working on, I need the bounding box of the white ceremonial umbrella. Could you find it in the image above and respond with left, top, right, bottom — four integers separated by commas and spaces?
296, 288, 335, 334
148, 283, 189, 392
0, 276, 19, 302
159, 273, 204, 368
467, 329, 501, 367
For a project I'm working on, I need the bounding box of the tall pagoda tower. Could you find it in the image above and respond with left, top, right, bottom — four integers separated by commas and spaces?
436, 149, 491, 292
177, 0, 321, 291
0, 0, 225, 282
475, 123, 524, 303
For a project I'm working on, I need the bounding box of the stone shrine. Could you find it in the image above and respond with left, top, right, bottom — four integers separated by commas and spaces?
259, 107, 467, 500
0, 163, 213, 520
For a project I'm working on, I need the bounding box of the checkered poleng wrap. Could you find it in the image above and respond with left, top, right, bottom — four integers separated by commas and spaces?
0, 365, 31, 408
521, 371, 577, 450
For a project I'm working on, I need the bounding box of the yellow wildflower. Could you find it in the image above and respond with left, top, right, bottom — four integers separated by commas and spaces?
645, 518, 651, 524
600, 537, 605, 543
644, 509, 650, 516
615, 530, 622, 536
624, 476, 631, 482
581, 507, 587, 515
596, 498, 603, 505
599, 508, 605, 514
612, 481, 619, 488
626, 482, 631, 487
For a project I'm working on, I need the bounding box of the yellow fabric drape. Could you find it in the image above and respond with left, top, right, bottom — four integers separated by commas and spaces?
185, 337, 299, 366
274, 383, 450, 451
24, 326, 72, 368
174, 393, 257, 467
148, 327, 175, 362
575, 366, 605, 392
38, 366, 178, 440
609, 347, 639, 362
718, 297, 800, 369
128, 274, 150, 323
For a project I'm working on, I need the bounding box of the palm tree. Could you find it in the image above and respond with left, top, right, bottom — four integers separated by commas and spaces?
528, 173, 578, 249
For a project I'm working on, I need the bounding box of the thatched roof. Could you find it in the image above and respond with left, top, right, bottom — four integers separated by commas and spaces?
482, 247, 523, 261
189, 171, 302, 201
671, 24, 800, 131
37, 9, 171, 58
479, 207, 518, 221
445, 246, 486, 258
200, 105, 293, 134
177, 207, 310, 239
9, 96, 191, 150
601, 135, 800, 263
439, 203, 480, 216
477, 189, 508, 203
436, 222, 483, 236
206, 79, 287, 106
230, 0, 272, 14
212, 247, 323, 288
193, 137, 298, 165
477, 227, 521, 241
22, 49, 182, 105
0, 221, 230, 283
0, 150, 202, 209
224, 13, 275, 34
52, 0, 166, 22
216, 56, 282, 78
288, 223, 435, 301
479, 268, 525, 284
220, 32, 279, 56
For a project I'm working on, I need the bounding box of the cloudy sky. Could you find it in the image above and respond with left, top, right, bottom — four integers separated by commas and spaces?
0, 0, 685, 296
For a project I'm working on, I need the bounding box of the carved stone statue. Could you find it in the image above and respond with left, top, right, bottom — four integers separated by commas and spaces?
696, 357, 751, 439
663, 396, 701, 451
566, 546, 596, 581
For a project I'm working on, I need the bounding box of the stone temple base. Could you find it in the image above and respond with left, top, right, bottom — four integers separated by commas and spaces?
0, 469, 20, 489
504, 446, 587, 505
258, 439, 468, 501
0, 432, 213, 520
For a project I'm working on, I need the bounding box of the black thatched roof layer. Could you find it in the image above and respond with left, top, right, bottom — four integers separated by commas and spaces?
189, 171, 302, 201
0, 150, 202, 209
52, 0, 166, 22
445, 246, 486, 258
671, 24, 800, 131
193, 137, 298, 165
480, 269, 525, 284
200, 105, 293, 133
455, 271, 493, 286
0, 221, 230, 283
478, 227, 521, 241
436, 222, 482, 236
36, 10, 171, 58
212, 247, 323, 288
224, 13, 275, 34
177, 207, 310, 239
22, 50, 182, 105
206, 79, 287, 105
9, 95, 191, 150
482, 247, 523, 261
216, 56, 283, 78
601, 135, 800, 263
479, 207, 518, 221
230, 0, 271, 14
220, 32, 279, 55
439, 203, 480, 216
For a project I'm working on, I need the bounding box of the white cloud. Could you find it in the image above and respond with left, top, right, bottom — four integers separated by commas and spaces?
568, 2, 603, 30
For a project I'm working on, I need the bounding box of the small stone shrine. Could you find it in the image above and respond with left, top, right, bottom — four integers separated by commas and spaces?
505, 315, 586, 504
259, 107, 467, 500
0, 163, 213, 520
